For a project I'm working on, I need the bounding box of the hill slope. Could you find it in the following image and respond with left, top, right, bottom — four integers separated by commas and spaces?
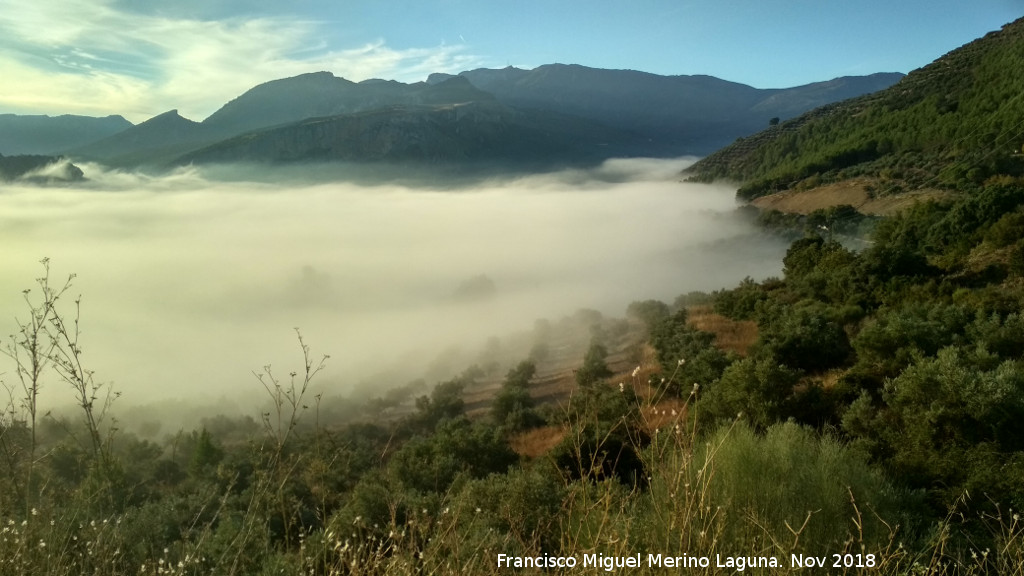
686, 17, 1024, 201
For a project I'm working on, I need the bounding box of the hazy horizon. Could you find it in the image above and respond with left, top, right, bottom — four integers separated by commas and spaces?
0, 158, 788, 424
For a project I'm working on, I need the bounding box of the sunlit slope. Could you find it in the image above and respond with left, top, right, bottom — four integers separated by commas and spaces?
687, 17, 1024, 201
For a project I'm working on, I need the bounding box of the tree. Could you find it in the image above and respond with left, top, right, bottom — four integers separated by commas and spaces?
575, 342, 612, 388
699, 355, 801, 429
491, 361, 542, 431
189, 428, 224, 478
626, 299, 670, 331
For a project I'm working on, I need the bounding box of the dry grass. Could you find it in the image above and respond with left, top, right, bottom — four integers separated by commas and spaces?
750, 178, 955, 216
639, 397, 689, 434
687, 305, 758, 357
510, 425, 567, 458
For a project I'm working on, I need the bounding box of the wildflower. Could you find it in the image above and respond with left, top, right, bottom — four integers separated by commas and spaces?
618, 382, 624, 393
632, 366, 640, 378
31, 508, 37, 516
475, 507, 481, 513
678, 358, 685, 366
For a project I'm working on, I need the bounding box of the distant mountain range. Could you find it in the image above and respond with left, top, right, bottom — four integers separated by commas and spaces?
0, 114, 131, 155
0, 65, 905, 173
428, 65, 903, 154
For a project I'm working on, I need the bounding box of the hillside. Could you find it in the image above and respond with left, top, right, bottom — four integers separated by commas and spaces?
686, 16, 1024, 202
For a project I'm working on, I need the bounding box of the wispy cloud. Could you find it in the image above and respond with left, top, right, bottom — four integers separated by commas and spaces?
0, 0, 481, 122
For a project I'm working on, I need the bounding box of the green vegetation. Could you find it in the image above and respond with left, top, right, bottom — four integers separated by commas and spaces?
688, 17, 1024, 200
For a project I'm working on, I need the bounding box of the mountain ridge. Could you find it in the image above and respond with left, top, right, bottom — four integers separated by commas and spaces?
6, 65, 905, 172
0, 113, 132, 155
429, 64, 904, 154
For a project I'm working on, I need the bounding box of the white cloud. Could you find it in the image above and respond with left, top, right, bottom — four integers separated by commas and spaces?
0, 0, 481, 122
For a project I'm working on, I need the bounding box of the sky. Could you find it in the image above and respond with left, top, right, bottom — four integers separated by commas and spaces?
0, 0, 1021, 123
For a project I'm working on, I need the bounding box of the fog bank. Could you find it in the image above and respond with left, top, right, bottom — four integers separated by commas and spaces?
0, 158, 788, 415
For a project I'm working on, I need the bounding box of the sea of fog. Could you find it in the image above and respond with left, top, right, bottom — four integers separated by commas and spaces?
0, 158, 788, 421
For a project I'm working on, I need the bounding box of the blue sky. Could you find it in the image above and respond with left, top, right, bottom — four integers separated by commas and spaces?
0, 0, 1020, 123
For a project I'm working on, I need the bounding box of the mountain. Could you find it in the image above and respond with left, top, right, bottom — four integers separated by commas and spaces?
427, 64, 904, 154
67, 109, 215, 167
0, 114, 131, 155
69, 76, 504, 167
201, 74, 496, 139
686, 17, 1024, 202
176, 100, 654, 168
64, 66, 903, 170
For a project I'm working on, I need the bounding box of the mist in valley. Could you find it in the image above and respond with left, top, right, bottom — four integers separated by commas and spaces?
0, 157, 789, 430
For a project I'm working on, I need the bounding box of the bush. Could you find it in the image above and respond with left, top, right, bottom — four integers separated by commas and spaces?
491, 361, 543, 432
698, 355, 801, 429
754, 301, 853, 372
694, 421, 923, 550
